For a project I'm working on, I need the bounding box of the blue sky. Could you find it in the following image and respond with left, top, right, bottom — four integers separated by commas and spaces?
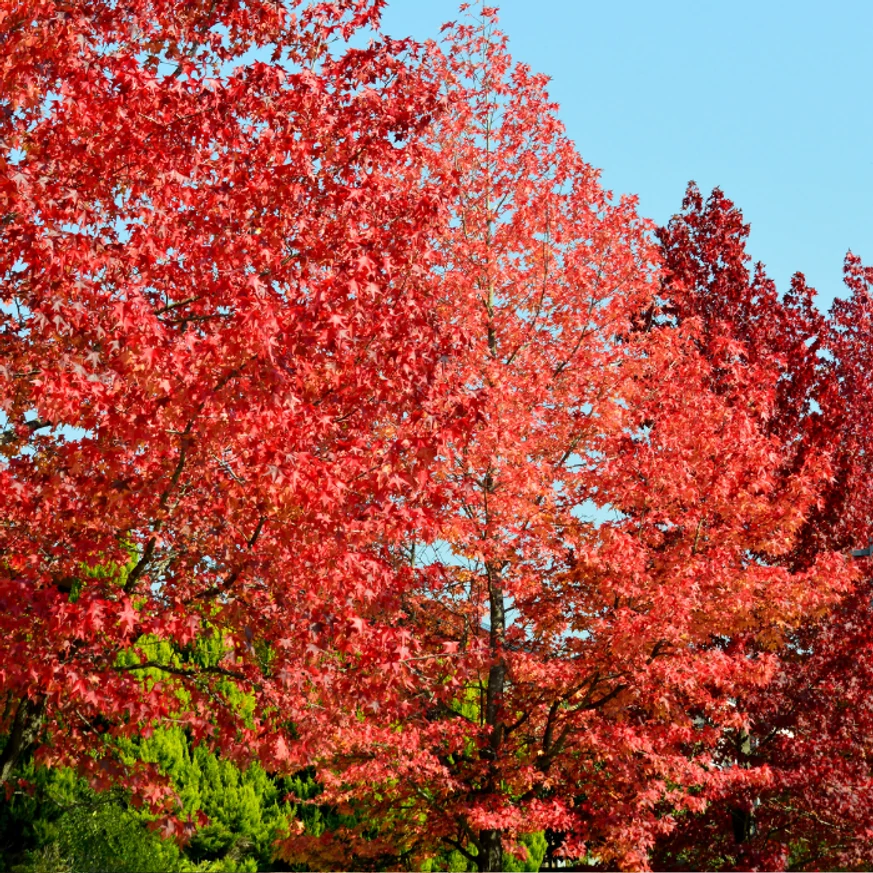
380, 0, 873, 312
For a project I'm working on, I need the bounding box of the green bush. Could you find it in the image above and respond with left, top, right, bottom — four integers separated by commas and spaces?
0, 728, 309, 872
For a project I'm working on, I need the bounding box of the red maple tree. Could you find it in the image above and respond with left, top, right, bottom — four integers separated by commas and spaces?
652, 188, 873, 871
0, 0, 465, 820
276, 13, 853, 872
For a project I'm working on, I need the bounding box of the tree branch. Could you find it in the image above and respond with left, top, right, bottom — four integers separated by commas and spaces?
113, 661, 257, 688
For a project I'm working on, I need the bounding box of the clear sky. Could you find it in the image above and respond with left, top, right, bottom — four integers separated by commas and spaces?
379, 0, 873, 311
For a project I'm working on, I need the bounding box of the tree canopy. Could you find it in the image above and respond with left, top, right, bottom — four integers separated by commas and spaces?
1, 1, 871, 871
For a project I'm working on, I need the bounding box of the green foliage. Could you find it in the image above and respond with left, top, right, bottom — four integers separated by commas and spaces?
419, 848, 473, 872
0, 764, 184, 873
504, 833, 548, 872
283, 768, 352, 842
133, 727, 294, 870
16, 801, 184, 873
418, 832, 546, 872
0, 726, 312, 873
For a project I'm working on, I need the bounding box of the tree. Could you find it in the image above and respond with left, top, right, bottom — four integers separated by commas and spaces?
277, 11, 852, 872
0, 0, 463, 823
647, 182, 835, 870
649, 187, 873, 871
640, 186, 871, 869
653, 183, 828, 460
0, 757, 187, 873
767, 253, 873, 870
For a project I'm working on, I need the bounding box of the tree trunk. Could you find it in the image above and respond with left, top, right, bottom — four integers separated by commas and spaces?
484, 601, 506, 758
478, 563, 506, 871
0, 695, 44, 787
478, 827, 504, 872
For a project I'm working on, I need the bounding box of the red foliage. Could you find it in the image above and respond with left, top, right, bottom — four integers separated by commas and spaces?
0, 0, 460, 817
652, 188, 873, 871
275, 16, 853, 873
1, 2, 866, 870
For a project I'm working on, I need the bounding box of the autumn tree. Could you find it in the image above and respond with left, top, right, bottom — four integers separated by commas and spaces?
651, 187, 873, 871
0, 0, 466, 823
276, 11, 853, 873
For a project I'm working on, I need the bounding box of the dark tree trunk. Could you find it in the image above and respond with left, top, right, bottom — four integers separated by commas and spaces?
0, 696, 44, 786
477, 827, 504, 872
477, 560, 506, 872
